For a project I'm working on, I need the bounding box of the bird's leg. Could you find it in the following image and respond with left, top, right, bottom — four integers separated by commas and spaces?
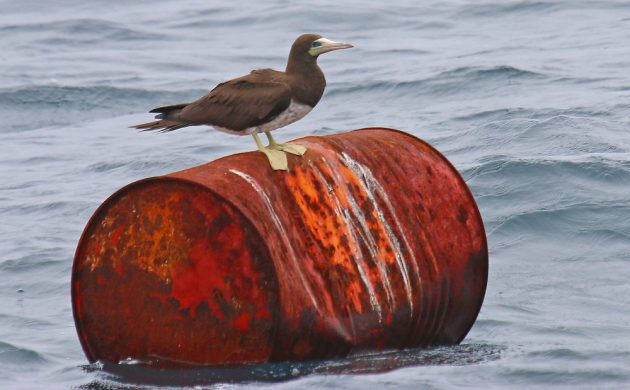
265, 132, 307, 156
252, 133, 288, 171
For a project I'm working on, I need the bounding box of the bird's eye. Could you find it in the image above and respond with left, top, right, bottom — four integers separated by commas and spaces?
311, 41, 322, 48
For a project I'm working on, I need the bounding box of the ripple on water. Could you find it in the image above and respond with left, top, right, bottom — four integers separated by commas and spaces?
326, 65, 548, 99
454, 1, 559, 18
502, 367, 627, 386
0, 18, 169, 44
0, 341, 49, 366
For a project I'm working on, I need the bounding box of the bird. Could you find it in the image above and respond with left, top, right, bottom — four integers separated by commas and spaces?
131, 34, 353, 170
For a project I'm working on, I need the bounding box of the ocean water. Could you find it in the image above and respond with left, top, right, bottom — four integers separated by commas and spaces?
1, 0, 630, 388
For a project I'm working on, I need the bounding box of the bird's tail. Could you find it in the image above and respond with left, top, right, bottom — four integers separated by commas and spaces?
130, 103, 191, 132
130, 119, 189, 132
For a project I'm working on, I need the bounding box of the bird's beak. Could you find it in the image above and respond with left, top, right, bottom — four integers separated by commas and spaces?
310, 38, 354, 56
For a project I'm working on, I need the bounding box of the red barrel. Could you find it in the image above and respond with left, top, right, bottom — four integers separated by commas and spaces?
72, 128, 487, 366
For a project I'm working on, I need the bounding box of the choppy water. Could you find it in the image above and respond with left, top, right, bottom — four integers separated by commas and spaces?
1, 0, 630, 388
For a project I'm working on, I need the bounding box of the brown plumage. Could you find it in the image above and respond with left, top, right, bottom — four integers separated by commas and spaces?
131, 34, 351, 135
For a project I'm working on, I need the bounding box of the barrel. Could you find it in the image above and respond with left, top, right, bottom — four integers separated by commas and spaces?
72, 128, 488, 366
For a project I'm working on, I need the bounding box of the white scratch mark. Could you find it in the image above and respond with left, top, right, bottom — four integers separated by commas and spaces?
311, 163, 383, 322
341, 152, 418, 318
342, 180, 397, 309
228, 169, 320, 310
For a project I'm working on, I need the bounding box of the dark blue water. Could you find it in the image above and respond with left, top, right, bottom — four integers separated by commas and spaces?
2, 0, 630, 388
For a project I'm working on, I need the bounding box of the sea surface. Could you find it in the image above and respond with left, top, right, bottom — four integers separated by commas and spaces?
1, 0, 630, 388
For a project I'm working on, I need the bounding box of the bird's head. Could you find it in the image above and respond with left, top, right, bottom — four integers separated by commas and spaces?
289, 34, 353, 63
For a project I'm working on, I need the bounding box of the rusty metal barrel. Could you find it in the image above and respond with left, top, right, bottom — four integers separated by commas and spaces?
72, 128, 488, 366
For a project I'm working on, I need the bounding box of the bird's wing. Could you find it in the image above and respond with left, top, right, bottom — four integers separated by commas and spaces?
177, 70, 292, 131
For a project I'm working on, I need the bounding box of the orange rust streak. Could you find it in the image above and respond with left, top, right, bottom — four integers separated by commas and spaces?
285, 160, 364, 314
319, 148, 396, 295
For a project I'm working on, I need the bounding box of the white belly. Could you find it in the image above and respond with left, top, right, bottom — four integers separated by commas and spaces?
212, 100, 312, 135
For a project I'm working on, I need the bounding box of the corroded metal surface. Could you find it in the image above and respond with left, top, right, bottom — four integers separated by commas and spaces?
72, 128, 488, 366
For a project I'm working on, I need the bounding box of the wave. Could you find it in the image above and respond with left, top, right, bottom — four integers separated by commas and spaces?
0, 341, 48, 365
326, 66, 546, 98
437, 109, 625, 159
455, 1, 559, 18
502, 367, 626, 385
439, 65, 544, 80
0, 85, 205, 132
450, 106, 613, 124
464, 157, 630, 194
0, 18, 167, 43
489, 202, 630, 237
0, 85, 200, 108
461, 156, 630, 238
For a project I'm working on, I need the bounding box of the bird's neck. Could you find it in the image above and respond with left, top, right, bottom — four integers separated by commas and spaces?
286, 49, 317, 72
285, 56, 326, 107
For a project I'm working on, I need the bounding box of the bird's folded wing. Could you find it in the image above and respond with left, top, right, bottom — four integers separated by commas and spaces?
177, 76, 292, 131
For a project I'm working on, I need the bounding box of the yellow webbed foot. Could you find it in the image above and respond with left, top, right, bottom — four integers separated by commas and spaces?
252, 133, 288, 170
272, 142, 307, 156
265, 131, 307, 156
259, 147, 288, 171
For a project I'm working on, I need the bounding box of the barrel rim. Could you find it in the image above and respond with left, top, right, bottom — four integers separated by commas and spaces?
71, 175, 279, 363
348, 127, 489, 341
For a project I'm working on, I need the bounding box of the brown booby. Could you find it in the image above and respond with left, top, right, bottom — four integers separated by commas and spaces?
131, 34, 353, 170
